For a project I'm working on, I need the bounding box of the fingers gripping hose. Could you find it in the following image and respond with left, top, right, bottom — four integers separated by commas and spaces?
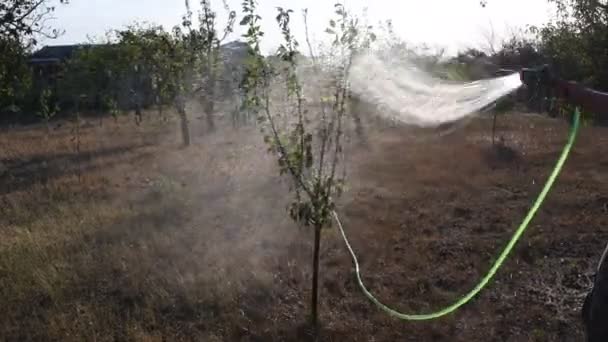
333, 109, 581, 320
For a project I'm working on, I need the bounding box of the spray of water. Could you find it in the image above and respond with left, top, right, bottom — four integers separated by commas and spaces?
348, 53, 522, 127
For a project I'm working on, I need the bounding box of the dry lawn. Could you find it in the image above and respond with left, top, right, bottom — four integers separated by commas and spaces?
1, 109, 607, 341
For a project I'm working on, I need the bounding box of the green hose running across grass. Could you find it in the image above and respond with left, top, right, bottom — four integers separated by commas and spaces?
333, 109, 580, 321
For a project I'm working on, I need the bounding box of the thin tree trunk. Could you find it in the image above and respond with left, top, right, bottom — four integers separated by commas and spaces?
203, 49, 217, 133
179, 108, 190, 147
348, 91, 366, 143
311, 224, 322, 331
74, 109, 82, 183
353, 112, 365, 138
231, 101, 240, 128
492, 112, 497, 145
205, 98, 215, 132
158, 103, 164, 122
98, 104, 103, 127
135, 106, 142, 126
204, 71, 217, 132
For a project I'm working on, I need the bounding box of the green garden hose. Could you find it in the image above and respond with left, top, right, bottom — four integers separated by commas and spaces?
334, 109, 581, 320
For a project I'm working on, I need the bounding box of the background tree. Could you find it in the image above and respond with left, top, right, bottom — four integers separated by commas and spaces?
184, 0, 236, 133
114, 23, 197, 145
115, 25, 170, 125
481, 0, 608, 91
0, 0, 68, 44
56, 43, 123, 124
0, 37, 32, 119
1, 0, 68, 120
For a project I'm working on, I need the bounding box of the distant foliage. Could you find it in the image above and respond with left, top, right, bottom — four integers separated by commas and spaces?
0, 37, 32, 119
0, 0, 67, 121
533, 1, 608, 90
481, 0, 608, 91
0, 0, 68, 44
2, 0, 238, 131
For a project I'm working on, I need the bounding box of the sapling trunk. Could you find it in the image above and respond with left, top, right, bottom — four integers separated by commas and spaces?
205, 97, 215, 132
204, 62, 217, 132
492, 112, 497, 145
135, 105, 142, 125
179, 108, 190, 147
73, 107, 82, 183
240, 1, 365, 335
98, 103, 104, 127
311, 224, 322, 329
352, 104, 366, 144
175, 90, 190, 146
157, 96, 164, 121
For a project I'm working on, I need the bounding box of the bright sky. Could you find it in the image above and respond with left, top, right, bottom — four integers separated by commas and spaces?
47, 0, 556, 55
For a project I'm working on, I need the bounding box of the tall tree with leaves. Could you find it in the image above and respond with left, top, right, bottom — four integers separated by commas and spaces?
116, 24, 173, 124
1, 0, 67, 118
0, 0, 67, 44
183, 0, 236, 133
527, 0, 608, 90
110, 23, 198, 145
0, 37, 31, 117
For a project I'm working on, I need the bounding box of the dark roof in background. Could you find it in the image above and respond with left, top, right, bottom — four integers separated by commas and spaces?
28, 44, 106, 64
28, 41, 249, 65
219, 41, 249, 60
221, 41, 248, 51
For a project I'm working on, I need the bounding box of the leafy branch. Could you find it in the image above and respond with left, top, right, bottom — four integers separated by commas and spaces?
240, 1, 372, 332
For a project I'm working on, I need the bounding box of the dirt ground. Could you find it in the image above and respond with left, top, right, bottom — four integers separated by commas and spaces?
1, 109, 607, 341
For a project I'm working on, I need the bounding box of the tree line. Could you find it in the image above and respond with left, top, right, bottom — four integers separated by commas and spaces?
2, 0, 607, 124
0, 0, 246, 141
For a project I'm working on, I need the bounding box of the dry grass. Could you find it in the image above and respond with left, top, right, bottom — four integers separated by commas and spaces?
1, 109, 606, 341
0, 109, 312, 341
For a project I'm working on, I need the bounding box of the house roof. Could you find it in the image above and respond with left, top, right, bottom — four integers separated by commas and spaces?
28, 41, 249, 66
28, 44, 105, 65
219, 41, 249, 59
221, 41, 248, 51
